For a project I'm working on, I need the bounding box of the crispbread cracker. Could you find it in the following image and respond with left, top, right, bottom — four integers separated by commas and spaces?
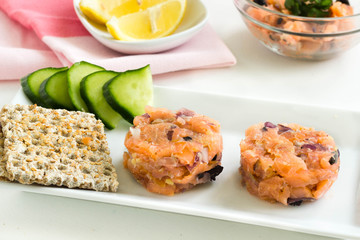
0, 124, 9, 181
0, 104, 119, 192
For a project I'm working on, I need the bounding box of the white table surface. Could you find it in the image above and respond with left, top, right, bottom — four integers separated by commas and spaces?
1, 0, 360, 239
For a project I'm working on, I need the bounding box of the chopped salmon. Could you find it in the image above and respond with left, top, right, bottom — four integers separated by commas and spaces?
246, 1, 354, 58
124, 106, 223, 196
240, 122, 340, 205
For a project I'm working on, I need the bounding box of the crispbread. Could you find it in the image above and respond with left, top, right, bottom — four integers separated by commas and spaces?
0, 124, 9, 181
0, 104, 119, 192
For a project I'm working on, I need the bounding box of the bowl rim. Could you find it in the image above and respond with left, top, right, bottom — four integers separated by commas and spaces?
235, 0, 360, 21
234, 0, 360, 36
239, 11, 360, 37
74, 0, 208, 45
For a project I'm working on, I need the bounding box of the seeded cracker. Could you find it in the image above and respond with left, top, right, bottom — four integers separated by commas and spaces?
0, 124, 9, 181
0, 104, 119, 192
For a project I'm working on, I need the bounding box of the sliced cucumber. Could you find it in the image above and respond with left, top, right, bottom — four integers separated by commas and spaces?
80, 71, 122, 129
68, 61, 104, 112
103, 65, 153, 124
21, 67, 68, 106
39, 69, 75, 110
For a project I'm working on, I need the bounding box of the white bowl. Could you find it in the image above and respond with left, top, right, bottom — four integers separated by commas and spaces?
73, 0, 208, 54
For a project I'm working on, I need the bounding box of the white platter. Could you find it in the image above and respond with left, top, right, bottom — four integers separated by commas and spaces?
73, 0, 208, 54
7, 86, 360, 239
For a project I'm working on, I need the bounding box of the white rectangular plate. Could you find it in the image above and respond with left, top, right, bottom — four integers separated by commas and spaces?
6, 86, 360, 239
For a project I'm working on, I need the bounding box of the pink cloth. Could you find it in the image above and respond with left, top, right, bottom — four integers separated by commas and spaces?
0, 0, 236, 80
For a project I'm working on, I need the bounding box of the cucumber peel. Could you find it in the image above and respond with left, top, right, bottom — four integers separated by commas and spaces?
103, 65, 153, 124
20, 62, 155, 130
68, 61, 104, 112
21, 67, 68, 106
39, 69, 75, 110
80, 71, 123, 129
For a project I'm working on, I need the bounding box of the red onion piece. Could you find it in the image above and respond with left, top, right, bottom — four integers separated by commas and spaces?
301, 143, 327, 151
186, 148, 209, 172
200, 148, 209, 163
141, 113, 150, 118
277, 124, 292, 134
176, 108, 195, 118
264, 122, 276, 128
301, 144, 317, 151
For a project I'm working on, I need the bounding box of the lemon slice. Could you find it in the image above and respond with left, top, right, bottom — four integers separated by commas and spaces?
79, 0, 169, 25
106, 0, 186, 41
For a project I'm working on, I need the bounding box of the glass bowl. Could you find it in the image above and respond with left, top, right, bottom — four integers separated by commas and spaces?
234, 0, 360, 60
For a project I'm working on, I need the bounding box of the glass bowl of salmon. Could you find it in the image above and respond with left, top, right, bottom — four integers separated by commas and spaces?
234, 0, 360, 60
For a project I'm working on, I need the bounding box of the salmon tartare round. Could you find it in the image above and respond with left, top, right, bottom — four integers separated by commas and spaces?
240, 122, 340, 205
123, 106, 223, 195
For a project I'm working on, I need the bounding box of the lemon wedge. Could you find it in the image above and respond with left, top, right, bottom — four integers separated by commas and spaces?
79, 0, 169, 25
106, 0, 186, 41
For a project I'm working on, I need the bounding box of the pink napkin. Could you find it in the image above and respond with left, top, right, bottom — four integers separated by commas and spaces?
0, 0, 236, 80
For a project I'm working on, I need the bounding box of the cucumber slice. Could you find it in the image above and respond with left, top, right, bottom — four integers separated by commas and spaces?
21, 67, 68, 106
80, 71, 122, 129
103, 65, 153, 124
68, 61, 104, 112
39, 69, 75, 110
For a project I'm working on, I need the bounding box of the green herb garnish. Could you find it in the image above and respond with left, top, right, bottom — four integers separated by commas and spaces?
284, 0, 333, 17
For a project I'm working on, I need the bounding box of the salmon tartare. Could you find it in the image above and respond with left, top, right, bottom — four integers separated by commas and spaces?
240, 122, 340, 205
245, 0, 354, 59
123, 106, 223, 195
